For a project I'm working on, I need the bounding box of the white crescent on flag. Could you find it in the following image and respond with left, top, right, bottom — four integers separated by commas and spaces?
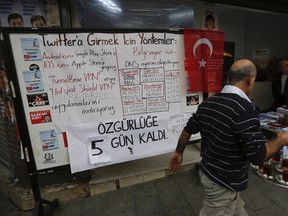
193, 38, 213, 68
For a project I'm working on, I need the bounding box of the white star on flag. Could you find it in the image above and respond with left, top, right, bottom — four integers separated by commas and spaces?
199, 59, 207, 68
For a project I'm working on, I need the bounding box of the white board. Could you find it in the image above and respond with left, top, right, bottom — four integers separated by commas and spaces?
8, 30, 201, 172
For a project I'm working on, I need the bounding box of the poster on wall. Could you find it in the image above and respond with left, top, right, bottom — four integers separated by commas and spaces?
252, 48, 272, 81
0, 0, 46, 27
202, 9, 218, 31
6, 30, 202, 173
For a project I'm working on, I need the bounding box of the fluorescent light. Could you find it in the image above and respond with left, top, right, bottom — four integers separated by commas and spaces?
98, 0, 122, 12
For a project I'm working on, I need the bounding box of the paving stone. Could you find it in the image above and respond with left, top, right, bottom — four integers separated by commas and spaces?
119, 175, 144, 188
241, 187, 271, 211
134, 196, 163, 216
245, 206, 259, 216
163, 206, 196, 216
255, 203, 288, 216
82, 193, 110, 216
143, 170, 165, 182
180, 182, 203, 215
90, 181, 117, 196
154, 176, 179, 205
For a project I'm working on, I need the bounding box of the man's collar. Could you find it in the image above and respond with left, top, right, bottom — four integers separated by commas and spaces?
221, 85, 251, 102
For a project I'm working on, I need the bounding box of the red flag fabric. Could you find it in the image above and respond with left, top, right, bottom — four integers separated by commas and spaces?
184, 29, 224, 93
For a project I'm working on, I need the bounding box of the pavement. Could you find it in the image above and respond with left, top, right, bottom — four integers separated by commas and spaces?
1, 167, 288, 216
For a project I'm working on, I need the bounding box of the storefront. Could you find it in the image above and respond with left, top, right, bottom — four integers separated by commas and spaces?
1, 0, 288, 213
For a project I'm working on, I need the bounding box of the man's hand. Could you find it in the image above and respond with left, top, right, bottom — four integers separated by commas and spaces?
168, 129, 191, 171
265, 130, 288, 161
169, 152, 183, 171
276, 131, 288, 145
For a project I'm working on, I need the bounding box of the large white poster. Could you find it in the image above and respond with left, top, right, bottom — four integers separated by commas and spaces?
8, 31, 200, 172
38, 33, 183, 131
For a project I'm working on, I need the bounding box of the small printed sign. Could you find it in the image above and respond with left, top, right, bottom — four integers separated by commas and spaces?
39, 129, 59, 151
27, 93, 49, 107
29, 110, 52, 124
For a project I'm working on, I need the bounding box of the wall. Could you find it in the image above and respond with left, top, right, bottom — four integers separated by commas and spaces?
214, 4, 246, 59
244, 11, 288, 59
194, 1, 288, 110
250, 82, 274, 111
243, 10, 288, 110
213, 3, 288, 59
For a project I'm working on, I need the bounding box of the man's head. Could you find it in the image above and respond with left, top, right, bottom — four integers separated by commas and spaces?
44, 115, 51, 122
205, 15, 215, 29
227, 59, 257, 95
30, 15, 46, 27
277, 59, 288, 73
8, 13, 24, 27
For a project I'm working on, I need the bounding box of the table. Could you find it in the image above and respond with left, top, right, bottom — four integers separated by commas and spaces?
251, 158, 288, 188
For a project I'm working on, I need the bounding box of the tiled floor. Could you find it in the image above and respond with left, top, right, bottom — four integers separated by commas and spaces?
1, 144, 288, 216
2, 169, 288, 216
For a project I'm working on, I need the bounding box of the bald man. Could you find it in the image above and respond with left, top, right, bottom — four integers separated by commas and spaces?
169, 59, 288, 216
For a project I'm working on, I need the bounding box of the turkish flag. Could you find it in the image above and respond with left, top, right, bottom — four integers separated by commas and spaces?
184, 29, 224, 93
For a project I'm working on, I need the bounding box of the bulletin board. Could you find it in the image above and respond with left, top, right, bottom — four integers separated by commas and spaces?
3, 28, 202, 173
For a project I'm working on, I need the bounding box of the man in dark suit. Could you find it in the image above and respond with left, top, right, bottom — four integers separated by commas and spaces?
271, 58, 288, 109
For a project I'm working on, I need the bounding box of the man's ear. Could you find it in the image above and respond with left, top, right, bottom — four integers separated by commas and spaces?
246, 73, 254, 86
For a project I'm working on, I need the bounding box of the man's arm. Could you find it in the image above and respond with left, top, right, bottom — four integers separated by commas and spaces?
265, 131, 288, 161
168, 130, 191, 171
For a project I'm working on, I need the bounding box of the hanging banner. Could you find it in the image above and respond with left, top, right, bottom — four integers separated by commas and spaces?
184, 29, 224, 93
66, 113, 171, 173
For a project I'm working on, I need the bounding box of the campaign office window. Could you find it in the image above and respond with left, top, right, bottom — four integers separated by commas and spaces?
78, 0, 194, 28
